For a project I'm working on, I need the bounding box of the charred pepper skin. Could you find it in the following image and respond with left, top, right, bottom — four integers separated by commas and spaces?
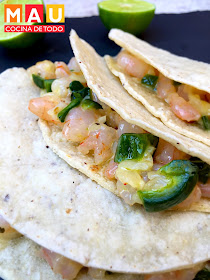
138, 160, 198, 212
114, 133, 159, 163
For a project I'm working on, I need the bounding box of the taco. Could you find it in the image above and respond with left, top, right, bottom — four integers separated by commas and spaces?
0, 224, 209, 280
27, 30, 210, 213
105, 29, 210, 146
0, 66, 210, 275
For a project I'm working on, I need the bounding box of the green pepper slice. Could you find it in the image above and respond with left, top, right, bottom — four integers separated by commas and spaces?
71, 87, 92, 101
190, 157, 210, 184
32, 74, 45, 89
114, 133, 159, 163
201, 116, 210, 130
69, 81, 84, 92
44, 79, 55, 92
194, 269, 210, 280
58, 80, 102, 122
81, 99, 102, 110
138, 160, 198, 212
58, 98, 82, 122
32, 74, 55, 92
141, 74, 158, 90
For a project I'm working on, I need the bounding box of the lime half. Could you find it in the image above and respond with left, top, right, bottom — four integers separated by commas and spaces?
0, 0, 45, 48
98, 0, 155, 35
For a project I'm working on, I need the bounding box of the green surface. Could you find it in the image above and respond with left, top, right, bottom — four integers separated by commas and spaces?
194, 269, 210, 280
114, 133, 158, 163
98, 0, 155, 35
141, 74, 158, 90
138, 160, 198, 212
32, 74, 55, 92
81, 99, 102, 110
58, 81, 100, 122
0, 0, 45, 48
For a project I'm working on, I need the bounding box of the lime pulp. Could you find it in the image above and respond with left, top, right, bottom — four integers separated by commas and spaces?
98, 0, 156, 35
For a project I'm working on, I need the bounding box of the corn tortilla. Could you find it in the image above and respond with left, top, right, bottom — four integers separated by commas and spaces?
0, 67, 209, 273
107, 29, 210, 146
39, 30, 210, 213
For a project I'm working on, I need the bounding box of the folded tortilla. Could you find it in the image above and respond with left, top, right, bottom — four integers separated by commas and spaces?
0, 236, 143, 280
0, 67, 210, 273
38, 29, 210, 213
106, 29, 210, 146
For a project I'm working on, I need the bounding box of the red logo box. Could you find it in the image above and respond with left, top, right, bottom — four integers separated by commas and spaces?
25, 4, 44, 23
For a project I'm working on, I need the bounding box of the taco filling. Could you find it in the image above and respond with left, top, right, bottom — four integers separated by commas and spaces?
28, 59, 210, 212
116, 50, 210, 129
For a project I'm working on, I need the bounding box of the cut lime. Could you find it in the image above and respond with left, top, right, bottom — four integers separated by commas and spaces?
0, 0, 45, 48
98, 0, 155, 35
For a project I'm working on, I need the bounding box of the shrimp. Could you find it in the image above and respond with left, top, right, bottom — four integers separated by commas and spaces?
104, 160, 118, 180
177, 85, 189, 101
154, 139, 189, 165
55, 61, 71, 78
117, 50, 151, 79
78, 124, 117, 165
27, 60, 56, 79
117, 120, 145, 137
144, 265, 201, 280
41, 248, 83, 280
28, 95, 60, 123
156, 73, 176, 100
174, 185, 201, 209
62, 107, 103, 142
88, 268, 106, 279
68, 57, 81, 72
169, 93, 201, 122
198, 179, 210, 198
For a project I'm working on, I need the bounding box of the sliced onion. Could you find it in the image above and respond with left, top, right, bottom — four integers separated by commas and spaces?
41, 248, 83, 280
88, 268, 106, 279
68, 57, 81, 72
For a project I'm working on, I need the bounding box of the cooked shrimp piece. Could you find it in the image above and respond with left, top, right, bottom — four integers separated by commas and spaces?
174, 185, 201, 209
104, 160, 118, 179
28, 95, 60, 123
68, 57, 81, 72
144, 265, 201, 280
88, 268, 106, 279
169, 93, 201, 122
27, 60, 56, 79
55, 62, 71, 78
117, 120, 145, 137
78, 124, 117, 165
117, 50, 151, 79
51, 77, 72, 98
177, 85, 189, 101
41, 248, 83, 280
154, 139, 189, 165
198, 179, 210, 198
62, 107, 103, 142
156, 73, 176, 100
